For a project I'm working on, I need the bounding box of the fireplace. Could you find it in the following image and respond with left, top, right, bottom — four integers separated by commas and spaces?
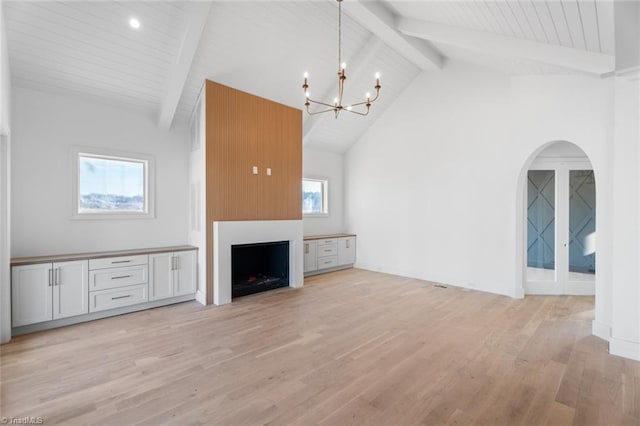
231, 241, 290, 298
213, 220, 303, 305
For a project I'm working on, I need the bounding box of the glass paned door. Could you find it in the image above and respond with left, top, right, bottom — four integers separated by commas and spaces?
525, 167, 595, 295
568, 170, 596, 286
527, 170, 556, 283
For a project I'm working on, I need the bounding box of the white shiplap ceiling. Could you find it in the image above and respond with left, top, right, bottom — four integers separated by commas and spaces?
2, 1, 618, 153
387, 1, 615, 55
4, 1, 195, 113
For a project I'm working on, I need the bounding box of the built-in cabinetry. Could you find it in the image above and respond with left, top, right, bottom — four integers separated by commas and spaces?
149, 250, 197, 301
303, 234, 356, 276
88, 254, 150, 312
12, 260, 88, 327
11, 246, 197, 334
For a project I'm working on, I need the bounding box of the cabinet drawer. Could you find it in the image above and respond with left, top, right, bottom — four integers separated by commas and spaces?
316, 239, 337, 246
89, 284, 148, 313
89, 255, 148, 270
317, 245, 337, 256
317, 256, 338, 269
89, 265, 148, 291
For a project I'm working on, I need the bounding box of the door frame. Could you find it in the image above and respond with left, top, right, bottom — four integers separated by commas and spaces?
525, 156, 595, 295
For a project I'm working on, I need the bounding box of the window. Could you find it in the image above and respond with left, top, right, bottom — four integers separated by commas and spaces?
302, 178, 328, 215
73, 148, 154, 219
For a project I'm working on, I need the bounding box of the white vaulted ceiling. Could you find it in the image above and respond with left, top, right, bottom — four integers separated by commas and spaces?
3, 1, 196, 113
388, 1, 614, 55
2, 1, 618, 153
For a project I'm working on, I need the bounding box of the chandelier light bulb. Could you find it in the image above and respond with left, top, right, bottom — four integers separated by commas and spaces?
366, 92, 371, 99
334, 97, 339, 104
304, 72, 309, 78
375, 72, 380, 79
341, 62, 346, 70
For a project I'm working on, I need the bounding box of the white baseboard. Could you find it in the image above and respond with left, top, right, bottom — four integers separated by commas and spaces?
609, 337, 640, 361
195, 290, 206, 305
513, 286, 524, 299
592, 320, 611, 341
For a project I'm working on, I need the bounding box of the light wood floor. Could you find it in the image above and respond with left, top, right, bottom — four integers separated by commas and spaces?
1, 269, 639, 425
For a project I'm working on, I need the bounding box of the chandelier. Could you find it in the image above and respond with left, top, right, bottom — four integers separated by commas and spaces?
302, 0, 381, 118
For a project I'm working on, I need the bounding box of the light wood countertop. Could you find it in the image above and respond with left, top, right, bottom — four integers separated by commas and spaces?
11, 245, 198, 266
303, 233, 356, 241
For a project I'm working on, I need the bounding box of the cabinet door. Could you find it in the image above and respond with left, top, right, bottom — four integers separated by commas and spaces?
303, 241, 318, 273
338, 237, 356, 266
53, 260, 89, 320
11, 263, 52, 327
149, 253, 174, 301
174, 250, 197, 296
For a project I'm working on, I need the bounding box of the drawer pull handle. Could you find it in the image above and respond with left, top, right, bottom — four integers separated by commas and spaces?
111, 275, 131, 280
111, 295, 132, 300
324, 261, 332, 264
324, 249, 331, 252
112, 260, 131, 264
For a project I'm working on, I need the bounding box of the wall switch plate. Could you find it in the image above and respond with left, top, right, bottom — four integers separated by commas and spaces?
252, 166, 258, 175
267, 168, 272, 176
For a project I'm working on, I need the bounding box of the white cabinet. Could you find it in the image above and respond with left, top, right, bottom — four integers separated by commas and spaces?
303, 235, 356, 276
316, 238, 338, 271
303, 241, 317, 273
174, 250, 197, 296
149, 250, 197, 301
88, 254, 149, 313
12, 260, 88, 327
338, 236, 356, 266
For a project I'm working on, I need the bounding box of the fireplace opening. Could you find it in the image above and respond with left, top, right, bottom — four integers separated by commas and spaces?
231, 240, 289, 298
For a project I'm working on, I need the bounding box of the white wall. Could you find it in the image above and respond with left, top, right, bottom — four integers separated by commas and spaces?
344, 61, 640, 359
303, 147, 344, 236
345, 64, 513, 295
0, 3, 12, 343
610, 74, 640, 359
187, 88, 207, 305
11, 87, 190, 257
0, 4, 9, 136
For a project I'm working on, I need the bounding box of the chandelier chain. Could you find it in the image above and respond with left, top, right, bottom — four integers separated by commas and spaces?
338, 0, 342, 71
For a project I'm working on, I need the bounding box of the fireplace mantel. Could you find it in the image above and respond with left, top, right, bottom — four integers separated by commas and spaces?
213, 220, 303, 305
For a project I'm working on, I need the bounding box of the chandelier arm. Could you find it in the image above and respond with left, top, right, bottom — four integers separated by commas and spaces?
345, 100, 370, 108
306, 105, 339, 115
307, 98, 338, 109
344, 108, 370, 116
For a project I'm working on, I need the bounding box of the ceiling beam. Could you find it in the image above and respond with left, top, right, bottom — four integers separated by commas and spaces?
397, 17, 614, 76
340, 0, 443, 72
157, 2, 211, 130
303, 37, 384, 144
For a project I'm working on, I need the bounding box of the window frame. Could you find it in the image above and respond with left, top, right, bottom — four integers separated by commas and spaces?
71, 147, 155, 220
302, 177, 329, 217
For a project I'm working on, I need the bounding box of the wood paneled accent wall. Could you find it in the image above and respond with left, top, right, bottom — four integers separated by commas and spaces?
205, 80, 302, 304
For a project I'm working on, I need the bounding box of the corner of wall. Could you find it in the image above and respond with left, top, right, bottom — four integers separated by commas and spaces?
0, 3, 12, 344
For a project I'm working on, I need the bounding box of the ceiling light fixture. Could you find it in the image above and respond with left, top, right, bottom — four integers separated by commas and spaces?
129, 18, 141, 29
302, 0, 381, 118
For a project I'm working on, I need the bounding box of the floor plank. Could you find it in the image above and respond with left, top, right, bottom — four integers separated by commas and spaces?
1, 268, 639, 425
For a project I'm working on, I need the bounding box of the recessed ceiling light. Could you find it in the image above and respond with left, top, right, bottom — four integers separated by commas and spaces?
129, 18, 140, 29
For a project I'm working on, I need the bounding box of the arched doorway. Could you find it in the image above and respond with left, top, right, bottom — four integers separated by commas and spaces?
521, 141, 596, 295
